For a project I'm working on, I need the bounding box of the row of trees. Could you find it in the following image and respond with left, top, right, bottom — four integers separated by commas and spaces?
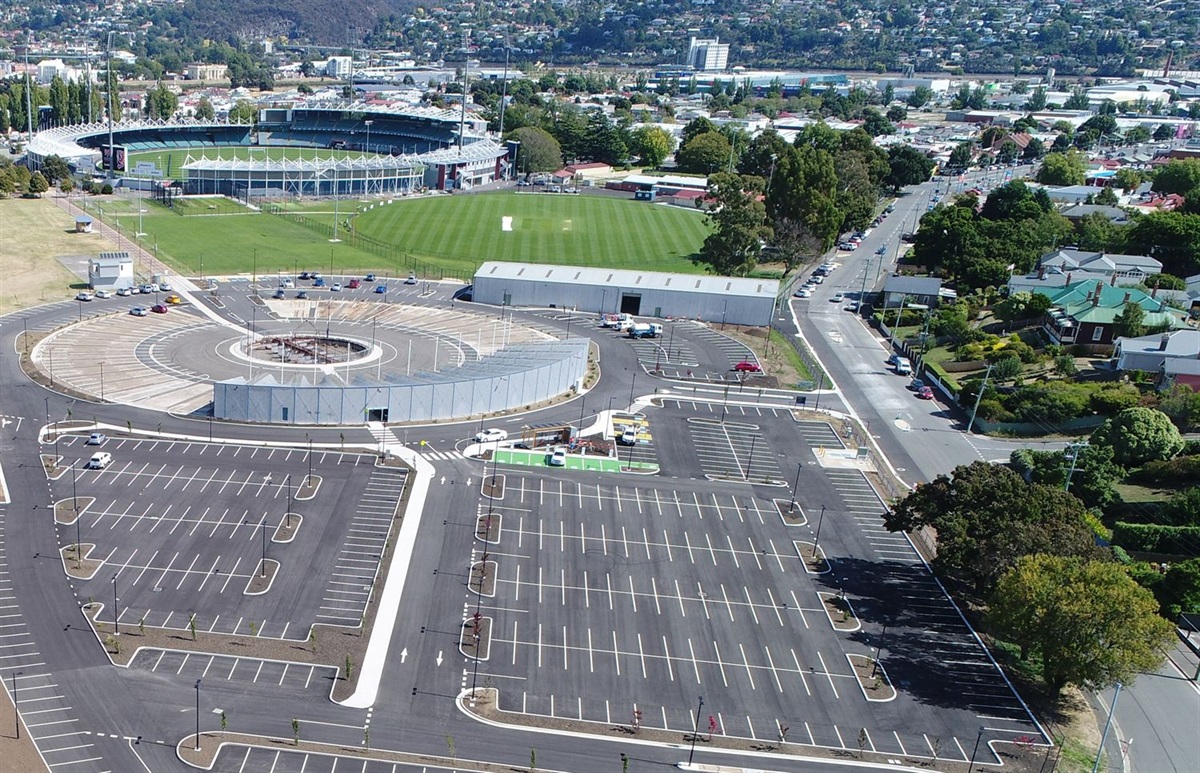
888, 454, 1173, 699
696, 123, 933, 277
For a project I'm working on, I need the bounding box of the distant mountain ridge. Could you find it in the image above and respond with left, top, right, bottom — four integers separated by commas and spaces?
170, 0, 417, 45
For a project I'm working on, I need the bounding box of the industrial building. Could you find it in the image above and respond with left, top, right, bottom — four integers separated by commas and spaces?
471, 262, 779, 326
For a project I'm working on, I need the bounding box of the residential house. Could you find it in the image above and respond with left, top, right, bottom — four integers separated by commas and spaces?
1041, 280, 1190, 347
882, 275, 943, 309
1112, 329, 1200, 390
1040, 248, 1161, 281
1058, 203, 1130, 225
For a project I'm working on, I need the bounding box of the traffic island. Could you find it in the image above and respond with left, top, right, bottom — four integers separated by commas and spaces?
462, 689, 941, 769
775, 499, 807, 526
459, 616, 492, 661
847, 653, 896, 701
245, 560, 280, 595
274, 514, 303, 543
481, 473, 505, 500
475, 512, 501, 543
470, 560, 497, 597
818, 591, 861, 632
176, 731, 507, 772
54, 496, 94, 524
61, 543, 102, 579
42, 454, 67, 480
295, 475, 321, 500
794, 541, 830, 574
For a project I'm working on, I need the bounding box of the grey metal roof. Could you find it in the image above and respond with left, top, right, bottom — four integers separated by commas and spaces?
474, 262, 780, 299
883, 275, 943, 296
1116, 329, 1200, 358
418, 139, 507, 165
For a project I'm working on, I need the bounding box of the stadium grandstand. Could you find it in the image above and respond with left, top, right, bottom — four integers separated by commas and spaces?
24, 102, 509, 195
180, 152, 425, 198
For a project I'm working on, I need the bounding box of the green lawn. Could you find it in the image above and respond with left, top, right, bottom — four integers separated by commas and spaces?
127, 146, 370, 179
77, 196, 384, 276
353, 192, 710, 272
75, 190, 711, 279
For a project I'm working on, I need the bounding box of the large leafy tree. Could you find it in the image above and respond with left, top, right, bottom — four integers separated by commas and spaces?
1113, 300, 1147, 339
1152, 159, 1200, 196
193, 96, 215, 121
1037, 150, 1087, 186
1160, 558, 1200, 618
1090, 407, 1185, 468
1126, 211, 1200, 277
627, 125, 674, 168
767, 144, 840, 253
698, 172, 771, 277
1012, 444, 1123, 509
989, 555, 1171, 698
885, 145, 933, 190
508, 126, 562, 175
676, 131, 731, 174
580, 111, 627, 165
39, 155, 70, 185
885, 461, 1101, 592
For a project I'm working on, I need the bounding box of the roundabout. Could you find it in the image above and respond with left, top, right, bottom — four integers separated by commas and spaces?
27, 294, 588, 424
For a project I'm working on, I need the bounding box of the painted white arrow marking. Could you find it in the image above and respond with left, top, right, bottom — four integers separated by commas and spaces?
400, 648, 408, 663
436, 651, 444, 667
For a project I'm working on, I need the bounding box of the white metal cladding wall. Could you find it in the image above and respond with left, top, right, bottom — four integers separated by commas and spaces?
472, 276, 775, 326
212, 339, 588, 425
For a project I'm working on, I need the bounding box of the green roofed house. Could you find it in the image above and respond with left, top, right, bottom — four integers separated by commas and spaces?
1041, 279, 1191, 347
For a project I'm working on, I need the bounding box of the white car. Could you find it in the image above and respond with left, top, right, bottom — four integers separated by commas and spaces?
86, 432, 107, 445
129, 306, 149, 317
619, 427, 638, 445
86, 452, 112, 469
75, 291, 94, 301
475, 428, 508, 443
94, 290, 111, 299
158, 282, 173, 292
831, 292, 845, 302
330, 282, 342, 292
548, 446, 567, 466
116, 287, 132, 297
279, 277, 295, 288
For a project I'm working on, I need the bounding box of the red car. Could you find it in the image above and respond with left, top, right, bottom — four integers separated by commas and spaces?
151, 303, 169, 314
917, 386, 934, 399
733, 361, 762, 373
347, 279, 361, 289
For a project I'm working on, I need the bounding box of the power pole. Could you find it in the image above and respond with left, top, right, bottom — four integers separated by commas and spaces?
966, 362, 994, 435
1064, 440, 1089, 493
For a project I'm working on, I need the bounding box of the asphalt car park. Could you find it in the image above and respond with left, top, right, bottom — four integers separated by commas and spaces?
52, 435, 405, 640
685, 417, 784, 483
211, 747, 467, 773
460, 409, 1045, 764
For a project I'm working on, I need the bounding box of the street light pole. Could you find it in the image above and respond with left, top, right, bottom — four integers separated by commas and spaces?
812, 505, 827, 559
686, 695, 705, 765
286, 473, 293, 528
111, 573, 119, 635
12, 671, 21, 739
790, 463, 801, 513
1092, 683, 1122, 773
194, 679, 202, 750
967, 727, 985, 773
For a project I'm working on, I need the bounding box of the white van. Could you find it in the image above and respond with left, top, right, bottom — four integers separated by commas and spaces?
894, 357, 912, 375
87, 452, 112, 469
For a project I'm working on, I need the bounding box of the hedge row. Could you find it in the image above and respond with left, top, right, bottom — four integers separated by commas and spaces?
1111, 522, 1200, 556
1132, 455, 1200, 485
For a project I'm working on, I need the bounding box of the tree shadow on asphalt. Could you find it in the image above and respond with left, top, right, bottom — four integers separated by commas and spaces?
814, 555, 1026, 714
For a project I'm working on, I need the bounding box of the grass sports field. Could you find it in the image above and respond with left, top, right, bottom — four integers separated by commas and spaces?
77, 190, 711, 278
355, 192, 709, 269
126, 146, 366, 179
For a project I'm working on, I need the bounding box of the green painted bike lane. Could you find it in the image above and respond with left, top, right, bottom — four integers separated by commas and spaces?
493, 449, 657, 474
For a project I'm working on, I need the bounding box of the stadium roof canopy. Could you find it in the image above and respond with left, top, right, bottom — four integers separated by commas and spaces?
181, 152, 423, 172
475, 261, 780, 300
419, 139, 507, 165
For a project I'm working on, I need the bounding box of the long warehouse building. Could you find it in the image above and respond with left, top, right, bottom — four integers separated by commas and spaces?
471, 262, 779, 326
